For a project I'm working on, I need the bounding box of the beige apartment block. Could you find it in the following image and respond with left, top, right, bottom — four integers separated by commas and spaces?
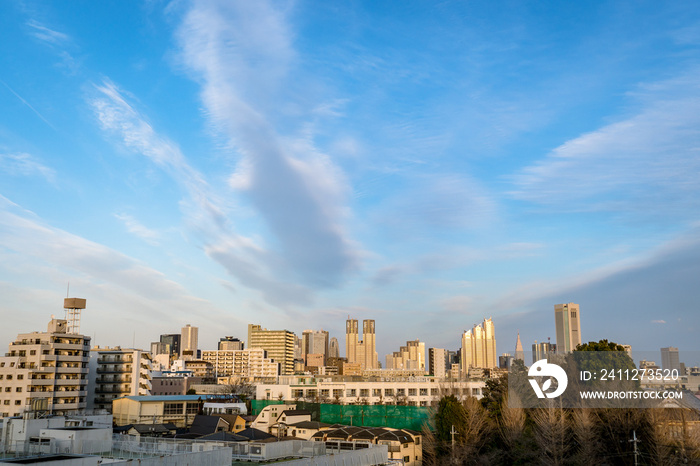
554, 303, 581, 353
248, 324, 296, 375
460, 318, 497, 375
91, 347, 152, 413
345, 319, 379, 370
204, 348, 280, 382
386, 340, 426, 371
0, 318, 90, 418
428, 348, 447, 378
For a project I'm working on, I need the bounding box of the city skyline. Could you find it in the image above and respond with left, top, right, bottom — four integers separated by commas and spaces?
1, 1, 700, 357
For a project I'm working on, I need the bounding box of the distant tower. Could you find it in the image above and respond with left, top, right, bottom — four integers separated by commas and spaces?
554, 303, 581, 353
329, 337, 340, 359
64, 298, 86, 334
514, 332, 524, 362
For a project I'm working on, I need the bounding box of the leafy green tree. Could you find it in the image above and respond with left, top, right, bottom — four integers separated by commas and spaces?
434, 394, 467, 443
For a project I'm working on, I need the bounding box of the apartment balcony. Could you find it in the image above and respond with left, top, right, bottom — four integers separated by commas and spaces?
95, 387, 128, 395
96, 367, 131, 374
97, 376, 132, 384
54, 390, 87, 397
28, 378, 55, 385
55, 366, 88, 374
51, 342, 85, 351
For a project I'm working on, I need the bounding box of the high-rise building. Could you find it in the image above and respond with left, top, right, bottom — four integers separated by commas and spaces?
89, 348, 152, 412
329, 337, 340, 359
514, 332, 524, 362
0, 317, 91, 417
247, 324, 296, 375
345, 319, 379, 370
219, 336, 244, 351
532, 341, 556, 364
428, 348, 447, 378
460, 318, 497, 374
159, 334, 180, 359
554, 303, 581, 353
386, 340, 426, 371
302, 330, 329, 365
661, 347, 681, 373
180, 325, 198, 359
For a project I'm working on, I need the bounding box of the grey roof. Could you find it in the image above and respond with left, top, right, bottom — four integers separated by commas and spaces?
280, 410, 312, 418
235, 428, 276, 441
288, 421, 331, 429
189, 415, 228, 435
198, 431, 249, 442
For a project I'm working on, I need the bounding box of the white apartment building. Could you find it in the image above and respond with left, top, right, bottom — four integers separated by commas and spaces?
88, 347, 152, 412
256, 375, 485, 406
0, 318, 91, 418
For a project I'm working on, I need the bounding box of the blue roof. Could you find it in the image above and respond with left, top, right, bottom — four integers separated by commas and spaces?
120, 395, 205, 402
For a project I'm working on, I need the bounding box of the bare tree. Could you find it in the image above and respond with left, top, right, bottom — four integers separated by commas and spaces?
531, 404, 569, 466
499, 394, 526, 451
570, 408, 601, 465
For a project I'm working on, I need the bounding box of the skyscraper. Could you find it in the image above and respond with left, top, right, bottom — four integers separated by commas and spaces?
328, 337, 340, 359
345, 318, 379, 370
180, 324, 199, 359
460, 318, 497, 375
514, 332, 524, 362
302, 329, 329, 365
554, 303, 581, 353
159, 334, 180, 359
532, 340, 556, 364
661, 347, 681, 373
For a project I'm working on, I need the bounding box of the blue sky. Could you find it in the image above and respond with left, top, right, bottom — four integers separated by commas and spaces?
1, 0, 700, 363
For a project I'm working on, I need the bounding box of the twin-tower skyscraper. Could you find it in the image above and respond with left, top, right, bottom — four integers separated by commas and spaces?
345, 318, 379, 370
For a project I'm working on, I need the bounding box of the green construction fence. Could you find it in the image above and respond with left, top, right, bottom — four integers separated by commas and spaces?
251, 400, 433, 431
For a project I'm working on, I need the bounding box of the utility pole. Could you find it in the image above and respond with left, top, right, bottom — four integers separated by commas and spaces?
629, 430, 639, 466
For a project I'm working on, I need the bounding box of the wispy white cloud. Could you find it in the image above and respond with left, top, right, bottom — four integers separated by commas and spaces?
26, 20, 69, 45
372, 173, 497, 235
651, 320, 667, 324
0, 152, 55, 182
89, 79, 320, 307
510, 69, 700, 219
113, 213, 160, 245
176, 0, 361, 289
0, 195, 246, 347
0, 81, 56, 130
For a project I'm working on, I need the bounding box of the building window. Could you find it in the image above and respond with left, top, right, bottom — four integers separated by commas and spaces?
16, 387, 22, 392
404, 456, 410, 463
420, 388, 428, 396
396, 388, 405, 396
360, 389, 369, 397
385, 389, 394, 397
14, 400, 21, 405
408, 389, 417, 396
373, 389, 381, 397
347, 389, 356, 397
30, 350, 36, 355
3, 400, 8, 405
17, 375, 23, 380
186, 403, 199, 414
164, 403, 183, 415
